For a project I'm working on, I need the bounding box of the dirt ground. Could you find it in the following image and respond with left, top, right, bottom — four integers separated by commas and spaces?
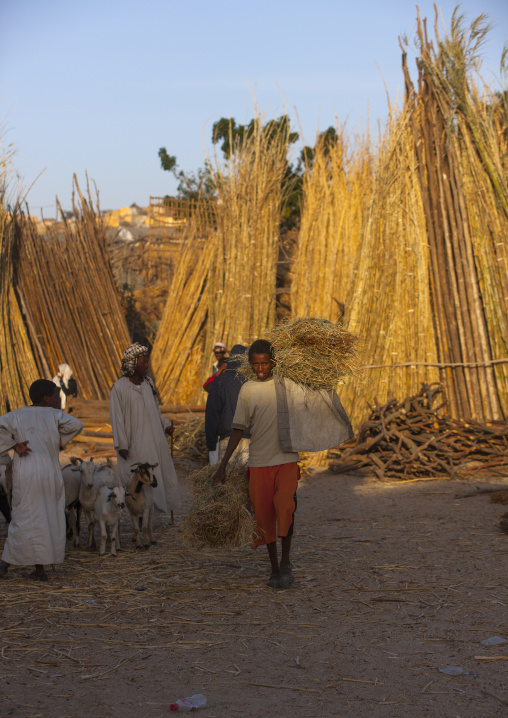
1, 465, 508, 718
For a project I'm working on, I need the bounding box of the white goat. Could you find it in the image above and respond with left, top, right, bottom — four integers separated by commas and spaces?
61, 463, 81, 547
93, 463, 117, 490
62, 458, 118, 549
94, 486, 126, 556
125, 462, 158, 549
68, 457, 100, 550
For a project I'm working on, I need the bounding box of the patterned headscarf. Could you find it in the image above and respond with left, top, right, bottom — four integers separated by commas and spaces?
121, 343, 149, 377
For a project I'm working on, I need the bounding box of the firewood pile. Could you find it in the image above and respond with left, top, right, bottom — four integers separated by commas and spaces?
329, 384, 508, 480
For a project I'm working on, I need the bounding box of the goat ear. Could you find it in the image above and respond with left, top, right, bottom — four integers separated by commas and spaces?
125, 491, 132, 497
90, 457, 94, 462
70, 456, 83, 465
151, 462, 159, 469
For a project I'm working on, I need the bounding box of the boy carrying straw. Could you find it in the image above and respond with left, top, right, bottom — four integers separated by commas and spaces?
213, 339, 299, 589
0, 379, 83, 581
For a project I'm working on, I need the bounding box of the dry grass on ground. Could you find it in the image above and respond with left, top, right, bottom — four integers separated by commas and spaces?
1, 469, 508, 717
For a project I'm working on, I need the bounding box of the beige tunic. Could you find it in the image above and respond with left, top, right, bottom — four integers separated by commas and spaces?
0, 407, 83, 566
110, 376, 181, 512
232, 377, 299, 468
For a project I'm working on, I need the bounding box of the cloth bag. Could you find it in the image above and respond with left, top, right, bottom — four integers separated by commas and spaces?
274, 375, 353, 452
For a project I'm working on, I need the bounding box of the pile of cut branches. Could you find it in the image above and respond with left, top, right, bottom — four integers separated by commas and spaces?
329, 384, 508, 480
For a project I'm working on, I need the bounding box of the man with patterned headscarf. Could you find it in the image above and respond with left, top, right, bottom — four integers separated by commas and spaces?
110, 343, 180, 518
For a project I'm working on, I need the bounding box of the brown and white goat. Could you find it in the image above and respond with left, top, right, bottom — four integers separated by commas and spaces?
125, 462, 158, 549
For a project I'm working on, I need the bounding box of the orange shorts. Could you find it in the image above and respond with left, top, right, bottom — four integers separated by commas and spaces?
248, 462, 300, 547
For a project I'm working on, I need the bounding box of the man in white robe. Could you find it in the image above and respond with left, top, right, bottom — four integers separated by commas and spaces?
0, 379, 83, 581
110, 343, 180, 514
52, 363, 77, 411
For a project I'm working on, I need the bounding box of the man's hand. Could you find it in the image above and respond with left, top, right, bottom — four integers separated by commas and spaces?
211, 429, 244, 486
14, 441, 31, 457
164, 425, 175, 436
119, 449, 129, 460
212, 466, 226, 486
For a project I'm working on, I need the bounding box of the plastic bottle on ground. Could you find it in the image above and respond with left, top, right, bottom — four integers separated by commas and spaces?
169, 694, 207, 711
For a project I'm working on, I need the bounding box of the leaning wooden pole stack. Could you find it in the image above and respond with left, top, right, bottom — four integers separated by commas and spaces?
400, 7, 508, 420
14, 176, 131, 399
0, 209, 39, 411
0, 134, 39, 411
337, 108, 440, 427
204, 114, 291, 359
151, 203, 216, 405
293, 126, 374, 320
152, 111, 291, 405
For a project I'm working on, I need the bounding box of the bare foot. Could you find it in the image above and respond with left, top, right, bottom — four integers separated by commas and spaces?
280, 565, 295, 588
267, 573, 281, 589
27, 571, 48, 582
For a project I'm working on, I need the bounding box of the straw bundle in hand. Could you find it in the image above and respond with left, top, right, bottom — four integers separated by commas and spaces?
182, 463, 254, 548
237, 317, 361, 391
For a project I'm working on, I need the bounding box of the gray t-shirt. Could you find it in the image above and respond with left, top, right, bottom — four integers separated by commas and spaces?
232, 377, 299, 468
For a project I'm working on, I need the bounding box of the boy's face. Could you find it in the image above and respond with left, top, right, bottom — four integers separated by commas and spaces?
214, 346, 226, 360
249, 352, 275, 381
44, 387, 61, 409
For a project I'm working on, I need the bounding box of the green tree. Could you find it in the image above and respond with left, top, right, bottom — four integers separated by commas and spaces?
158, 119, 340, 227
212, 114, 303, 227
158, 148, 214, 201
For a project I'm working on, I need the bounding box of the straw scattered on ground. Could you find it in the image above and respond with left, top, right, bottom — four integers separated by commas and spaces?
182, 462, 254, 548
2, 468, 508, 717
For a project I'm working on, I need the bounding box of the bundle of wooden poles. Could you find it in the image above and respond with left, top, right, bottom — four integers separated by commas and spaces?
0, 175, 131, 409
0, 209, 40, 411
292, 8, 508, 427
329, 384, 508, 480
0, 139, 40, 411
151, 111, 290, 404
3, 8, 507, 438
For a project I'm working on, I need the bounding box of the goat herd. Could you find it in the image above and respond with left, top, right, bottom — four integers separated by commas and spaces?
0, 457, 160, 557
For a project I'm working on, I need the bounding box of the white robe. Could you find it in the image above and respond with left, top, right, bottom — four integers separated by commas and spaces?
110, 376, 181, 512
0, 407, 83, 566
52, 363, 74, 410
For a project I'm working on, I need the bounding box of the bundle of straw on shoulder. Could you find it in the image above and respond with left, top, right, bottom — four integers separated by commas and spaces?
238, 317, 361, 391
182, 462, 254, 548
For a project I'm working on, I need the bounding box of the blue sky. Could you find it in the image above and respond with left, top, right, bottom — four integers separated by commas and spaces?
1, 0, 507, 216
